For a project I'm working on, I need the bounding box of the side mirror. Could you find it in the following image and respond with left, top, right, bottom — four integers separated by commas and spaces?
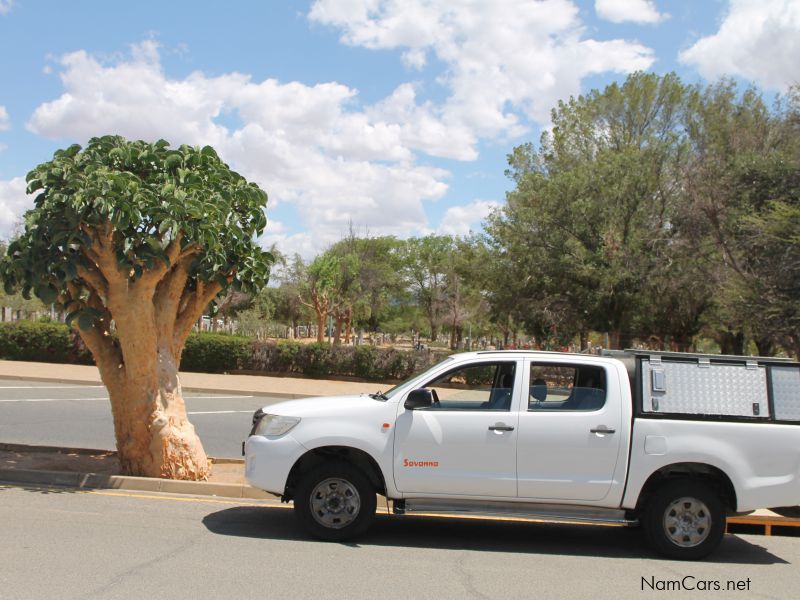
404, 388, 433, 410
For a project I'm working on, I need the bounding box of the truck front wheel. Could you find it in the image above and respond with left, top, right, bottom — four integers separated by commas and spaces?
643, 480, 726, 560
294, 461, 377, 542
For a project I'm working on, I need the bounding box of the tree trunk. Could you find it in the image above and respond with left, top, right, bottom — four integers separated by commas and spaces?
334, 317, 343, 345
344, 309, 353, 345
106, 346, 208, 479
315, 310, 325, 343
608, 330, 620, 350
754, 336, 775, 357
717, 330, 745, 355
783, 334, 800, 359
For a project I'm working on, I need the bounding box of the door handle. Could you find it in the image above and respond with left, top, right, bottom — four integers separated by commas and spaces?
489, 425, 514, 432
590, 426, 616, 434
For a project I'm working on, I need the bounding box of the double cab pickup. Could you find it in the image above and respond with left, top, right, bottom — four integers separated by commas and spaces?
244, 350, 800, 560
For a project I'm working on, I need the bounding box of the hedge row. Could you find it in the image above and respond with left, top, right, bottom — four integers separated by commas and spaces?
0, 322, 447, 381
245, 341, 448, 380
182, 335, 449, 380
0, 321, 93, 364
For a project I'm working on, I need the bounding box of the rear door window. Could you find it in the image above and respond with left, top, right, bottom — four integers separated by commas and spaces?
529, 364, 606, 411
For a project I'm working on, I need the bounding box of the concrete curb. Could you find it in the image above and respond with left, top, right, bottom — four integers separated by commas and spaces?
0, 373, 316, 400
178, 387, 315, 400
0, 442, 117, 455
0, 443, 258, 499
0, 467, 273, 499
0, 442, 244, 465
0, 374, 103, 387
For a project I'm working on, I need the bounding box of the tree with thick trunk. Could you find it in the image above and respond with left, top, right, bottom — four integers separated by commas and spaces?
1, 136, 272, 480
300, 253, 338, 344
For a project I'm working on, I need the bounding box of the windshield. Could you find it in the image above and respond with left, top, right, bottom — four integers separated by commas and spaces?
381, 357, 455, 399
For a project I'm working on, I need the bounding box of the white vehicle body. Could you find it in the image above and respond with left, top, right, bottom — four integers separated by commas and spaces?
244, 350, 800, 558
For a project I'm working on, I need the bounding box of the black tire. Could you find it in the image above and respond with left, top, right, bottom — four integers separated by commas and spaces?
293, 461, 377, 542
642, 480, 726, 560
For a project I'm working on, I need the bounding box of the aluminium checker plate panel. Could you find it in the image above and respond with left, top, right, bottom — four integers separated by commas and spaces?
641, 360, 770, 417
770, 367, 800, 421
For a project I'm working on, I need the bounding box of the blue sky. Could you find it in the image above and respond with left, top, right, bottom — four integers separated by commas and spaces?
1, 0, 799, 257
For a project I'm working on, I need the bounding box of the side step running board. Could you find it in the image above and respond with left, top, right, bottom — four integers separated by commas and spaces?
393, 499, 638, 526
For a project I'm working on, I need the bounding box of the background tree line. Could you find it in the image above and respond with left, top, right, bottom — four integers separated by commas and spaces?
2, 73, 797, 357
231, 73, 798, 357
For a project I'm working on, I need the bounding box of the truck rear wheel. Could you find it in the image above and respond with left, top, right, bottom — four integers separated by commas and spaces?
643, 480, 726, 560
294, 461, 377, 542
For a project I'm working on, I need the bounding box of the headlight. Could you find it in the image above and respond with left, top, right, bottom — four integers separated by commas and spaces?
253, 414, 301, 437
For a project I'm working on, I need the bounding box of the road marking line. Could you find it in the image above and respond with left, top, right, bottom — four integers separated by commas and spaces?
0, 485, 590, 524
84, 490, 393, 515
0, 395, 257, 403
0, 385, 105, 389
86, 489, 289, 507
185, 395, 256, 400
188, 410, 254, 415
0, 397, 110, 402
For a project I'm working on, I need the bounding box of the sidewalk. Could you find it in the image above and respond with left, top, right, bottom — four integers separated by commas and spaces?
0, 359, 388, 398
0, 358, 387, 498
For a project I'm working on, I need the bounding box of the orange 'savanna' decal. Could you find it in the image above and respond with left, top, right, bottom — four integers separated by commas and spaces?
403, 458, 439, 467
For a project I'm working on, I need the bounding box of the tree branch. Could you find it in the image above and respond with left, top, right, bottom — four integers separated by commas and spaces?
76, 264, 109, 298
138, 233, 186, 288
154, 254, 194, 345
174, 279, 224, 349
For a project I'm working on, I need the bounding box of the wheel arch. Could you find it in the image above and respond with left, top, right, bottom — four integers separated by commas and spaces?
283, 445, 387, 502
634, 462, 738, 514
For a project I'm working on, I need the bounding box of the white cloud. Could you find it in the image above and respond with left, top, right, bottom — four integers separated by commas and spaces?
437, 199, 500, 237
27, 41, 450, 256
680, 0, 800, 91
0, 1, 13, 17
0, 105, 9, 131
309, 0, 654, 128
595, 0, 667, 24
0, 177, 31, 239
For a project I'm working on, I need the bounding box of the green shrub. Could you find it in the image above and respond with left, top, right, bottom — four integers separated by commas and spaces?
181, 332, 251, 373
0, 321, 93, 364
247, 339, 302, 373
246, 339, 450, 380
353, 345, 378, 379
301, 343, 335, 378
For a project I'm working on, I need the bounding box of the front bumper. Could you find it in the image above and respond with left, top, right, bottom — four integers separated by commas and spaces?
244, 434, 307, 496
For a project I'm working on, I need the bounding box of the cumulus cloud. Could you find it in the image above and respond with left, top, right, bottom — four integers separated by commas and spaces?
0, 1, 13, 16
309, 0, 654, 127
26, 41, 450, 256
595, 0, 667, 24
0, 105, 9, 131
437, 199, 500, 237
680, 0, 800, 90
0, 177, 31, 239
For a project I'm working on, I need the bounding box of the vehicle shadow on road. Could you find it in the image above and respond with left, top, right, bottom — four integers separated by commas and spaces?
202, 506, 787, 565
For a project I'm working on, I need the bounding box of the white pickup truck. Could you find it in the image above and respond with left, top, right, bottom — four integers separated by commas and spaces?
243, 350, 800, 559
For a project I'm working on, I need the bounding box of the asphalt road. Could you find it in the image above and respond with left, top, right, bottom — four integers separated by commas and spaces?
0, 380, 287, 457
1, 484, 798, 600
